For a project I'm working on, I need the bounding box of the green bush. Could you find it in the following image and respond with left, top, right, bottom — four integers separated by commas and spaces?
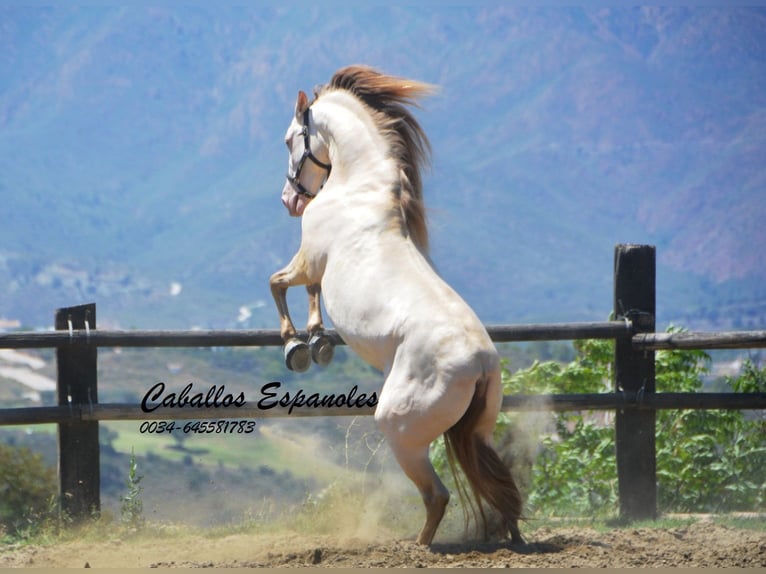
0, 444, 57, 538
656, 356, 766, 512
431, 329, 766, 518
120, 448, 145, 530
501, 338, 619, 517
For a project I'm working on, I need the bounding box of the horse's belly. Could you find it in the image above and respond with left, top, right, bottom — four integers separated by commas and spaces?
320, 258, 492, 375
320, 277, 401, 372
338, 333, 393, 373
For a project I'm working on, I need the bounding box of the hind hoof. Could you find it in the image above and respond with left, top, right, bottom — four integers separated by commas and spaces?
309, 332, 334, 366
510, 524, 525, 545
284, 338, 311, 372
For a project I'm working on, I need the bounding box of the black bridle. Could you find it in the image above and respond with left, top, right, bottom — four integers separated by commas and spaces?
286, 108, 332, 199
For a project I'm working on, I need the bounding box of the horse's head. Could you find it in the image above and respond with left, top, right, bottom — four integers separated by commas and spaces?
281, 90, 332, 217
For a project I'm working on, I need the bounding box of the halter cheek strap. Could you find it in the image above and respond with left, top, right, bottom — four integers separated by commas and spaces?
287, 108, 332, 199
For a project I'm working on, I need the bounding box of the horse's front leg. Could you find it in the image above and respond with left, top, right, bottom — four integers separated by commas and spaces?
306, 283, 334, 367
269, 252, 313, 372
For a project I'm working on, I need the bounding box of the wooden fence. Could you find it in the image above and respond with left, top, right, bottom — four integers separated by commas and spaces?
1, 244, 765, 524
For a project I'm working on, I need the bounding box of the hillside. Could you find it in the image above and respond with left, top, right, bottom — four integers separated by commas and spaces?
1, 5, 765, 330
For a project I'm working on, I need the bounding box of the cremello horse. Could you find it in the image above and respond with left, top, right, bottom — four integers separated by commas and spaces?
269, 65, 523, 546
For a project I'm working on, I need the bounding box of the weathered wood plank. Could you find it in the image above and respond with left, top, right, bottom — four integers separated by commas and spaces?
5, 324, 766, 351
4, 392, 763, 427
0, 322, 633, 349
0, 405, 77, 425
502, 392, 766, 412
56, 303, 100, 522
614, 244, 657, 521
486, 322, 633, 341
633, 330, 766, 350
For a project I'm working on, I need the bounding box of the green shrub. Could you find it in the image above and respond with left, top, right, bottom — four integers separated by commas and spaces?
502, 338, 619, 517
120, 448, 145, 530
0, 444, 57, 538
656, 356, 766, 512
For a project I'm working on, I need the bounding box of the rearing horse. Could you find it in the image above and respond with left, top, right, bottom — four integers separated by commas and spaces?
269, 65, 523, 546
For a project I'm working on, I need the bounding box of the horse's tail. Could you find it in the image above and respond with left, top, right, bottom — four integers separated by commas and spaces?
443, 374, 524, 543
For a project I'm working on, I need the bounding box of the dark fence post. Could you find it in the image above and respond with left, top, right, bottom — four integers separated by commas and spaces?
613, 244, 656, 521
56, 303, 100, 521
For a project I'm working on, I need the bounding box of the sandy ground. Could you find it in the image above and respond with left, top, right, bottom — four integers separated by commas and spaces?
2, 520, 764, 568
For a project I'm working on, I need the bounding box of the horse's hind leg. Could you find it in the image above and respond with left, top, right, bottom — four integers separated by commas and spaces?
386, 440, 449, 545
375, 380, 472, 545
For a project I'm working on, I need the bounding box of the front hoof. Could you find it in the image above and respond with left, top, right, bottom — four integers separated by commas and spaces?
284, 338, 311, 372
309, 332, 334, 366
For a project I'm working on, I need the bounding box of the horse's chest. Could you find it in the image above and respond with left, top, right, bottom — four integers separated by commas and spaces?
320, 269, 383, 328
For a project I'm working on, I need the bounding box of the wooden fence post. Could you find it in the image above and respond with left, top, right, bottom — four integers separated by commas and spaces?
56, 303, 100, 521
613, 244, 657, 521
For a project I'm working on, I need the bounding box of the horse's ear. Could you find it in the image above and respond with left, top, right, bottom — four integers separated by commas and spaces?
295, 90, 309, 119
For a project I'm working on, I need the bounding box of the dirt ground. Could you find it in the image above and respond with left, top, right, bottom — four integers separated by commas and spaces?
2, 519, 764, 568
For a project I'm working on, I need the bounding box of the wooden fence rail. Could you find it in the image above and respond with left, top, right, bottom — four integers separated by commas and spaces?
3, 391, 764, 427
1, 244, 765, 525
5, 323, 763, 351
0, 321, 631, 349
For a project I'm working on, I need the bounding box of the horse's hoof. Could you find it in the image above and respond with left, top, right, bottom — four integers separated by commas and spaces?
510, 524, 525, 546
309, 332, 334, 366
284, 338, 311, 372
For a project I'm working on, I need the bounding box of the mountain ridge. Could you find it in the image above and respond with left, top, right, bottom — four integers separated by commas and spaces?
1, 5, 764, 330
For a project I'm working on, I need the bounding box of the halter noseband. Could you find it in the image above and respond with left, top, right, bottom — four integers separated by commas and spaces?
287, 108, 332, 199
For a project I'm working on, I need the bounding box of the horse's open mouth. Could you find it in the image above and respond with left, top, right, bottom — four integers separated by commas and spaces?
282, 185, 308, 217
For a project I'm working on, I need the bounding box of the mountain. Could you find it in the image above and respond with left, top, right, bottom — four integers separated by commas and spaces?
1, 5, 765, 331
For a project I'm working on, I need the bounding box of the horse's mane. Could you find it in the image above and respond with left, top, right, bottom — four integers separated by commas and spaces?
315, 65, 435, 253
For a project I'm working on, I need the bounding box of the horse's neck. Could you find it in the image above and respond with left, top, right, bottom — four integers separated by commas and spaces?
305, 93, 412, 259
314, 94, 398, 192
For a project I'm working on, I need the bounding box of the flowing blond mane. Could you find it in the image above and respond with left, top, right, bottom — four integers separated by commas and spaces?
315, 65, 435, 252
